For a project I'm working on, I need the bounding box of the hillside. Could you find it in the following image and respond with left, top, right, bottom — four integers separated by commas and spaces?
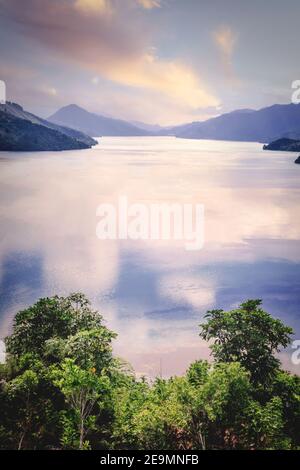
0, 103, 98, 151
1, 102, 97, 147
48, 104, 152, 137
263, 138, 300, 152
169, 103, 300, 143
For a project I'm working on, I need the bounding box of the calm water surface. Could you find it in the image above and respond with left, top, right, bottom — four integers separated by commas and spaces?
0, 137, 299, 376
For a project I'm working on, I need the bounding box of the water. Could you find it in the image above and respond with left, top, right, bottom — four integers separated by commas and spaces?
0, 137, 299, 376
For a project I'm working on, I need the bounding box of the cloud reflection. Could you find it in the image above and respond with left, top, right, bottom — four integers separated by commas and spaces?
0, 137, 299, 376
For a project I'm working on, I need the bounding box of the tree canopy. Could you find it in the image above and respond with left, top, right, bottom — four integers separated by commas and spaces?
0, 294, 299, 450
199, 299, 293, 385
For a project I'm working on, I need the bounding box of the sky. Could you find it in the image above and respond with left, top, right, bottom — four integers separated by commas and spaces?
0, 0, 299, 125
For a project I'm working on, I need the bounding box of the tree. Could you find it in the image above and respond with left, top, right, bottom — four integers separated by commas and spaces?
1, 354, 62, 450
199, 300, 293, 385
113, 362, 254, 450
2, 293, 118, 450
5, 369, 39, 450
5, 293, 106, 360
267, 369, 300, 448
52, 359, 110, 449
183, 361, 254, 449
244, 397, 288, 449
1, 294, 299, 450
112, 378, 149, 449
64, 328, 116, 373
199, 362, 252, 449
115, 377, 191, 450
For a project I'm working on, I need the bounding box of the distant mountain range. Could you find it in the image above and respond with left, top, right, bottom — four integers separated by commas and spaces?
48, 104, 153, 137
2, 101, 300, 152
130, 120, 164, 133
167, 103, 300, 143
48, 102, 300, 145
0, 102, 97, 151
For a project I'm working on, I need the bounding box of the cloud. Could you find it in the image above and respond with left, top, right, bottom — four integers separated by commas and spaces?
0, 133, 299, 373
43, 86, 57, 96
87, 86, 219, 126
213, 25, 239, 83
74, 0, 113, 15
159, 275, 215, 310
74, 0, 161, 13
0, 0, 219, 117
136, 0, 161, 9
103, 51, 219, 109
214, 26, 236, 58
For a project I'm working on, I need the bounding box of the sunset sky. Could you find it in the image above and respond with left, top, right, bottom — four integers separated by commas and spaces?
0, 0, 299, 125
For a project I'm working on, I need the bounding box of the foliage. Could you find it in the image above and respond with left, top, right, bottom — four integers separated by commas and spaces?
243, 397, 288, 449
5, 293, 107, 360
0, 295, 299, 450
51, 358, 110, 449
199, 299, 293, 385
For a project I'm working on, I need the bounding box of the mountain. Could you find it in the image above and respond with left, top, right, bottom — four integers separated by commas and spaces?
1, 102, 97, 148
169, 104, 300, 143
263, 138, 300, 152
277, 129, 300, 140
130, 120, 164, 133
8, 100, 300, 149
48, 104, 153, 137
0, 102, 97, 151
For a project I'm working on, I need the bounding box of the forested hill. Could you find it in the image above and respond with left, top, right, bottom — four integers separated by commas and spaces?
0, 102, 97, 151
263, 137, 300, 152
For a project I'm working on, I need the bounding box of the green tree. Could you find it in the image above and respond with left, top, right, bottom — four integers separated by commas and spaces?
5, 293, 106, 360
113, 375, 201, 450
1, 294, 299, 451
5, 369, 39, 450
199, 300, 293, 385
1, 354, 62, 449
64, 328, 116, 373
244, 397, 288, 449
266, 369, 300, 448
114, 362, 253, 450
199, 362, 252, 449
52, 359, 110, 449
2, 293, 118, 450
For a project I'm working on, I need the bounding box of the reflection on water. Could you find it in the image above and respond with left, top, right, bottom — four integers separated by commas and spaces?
0, 137, 299, 376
